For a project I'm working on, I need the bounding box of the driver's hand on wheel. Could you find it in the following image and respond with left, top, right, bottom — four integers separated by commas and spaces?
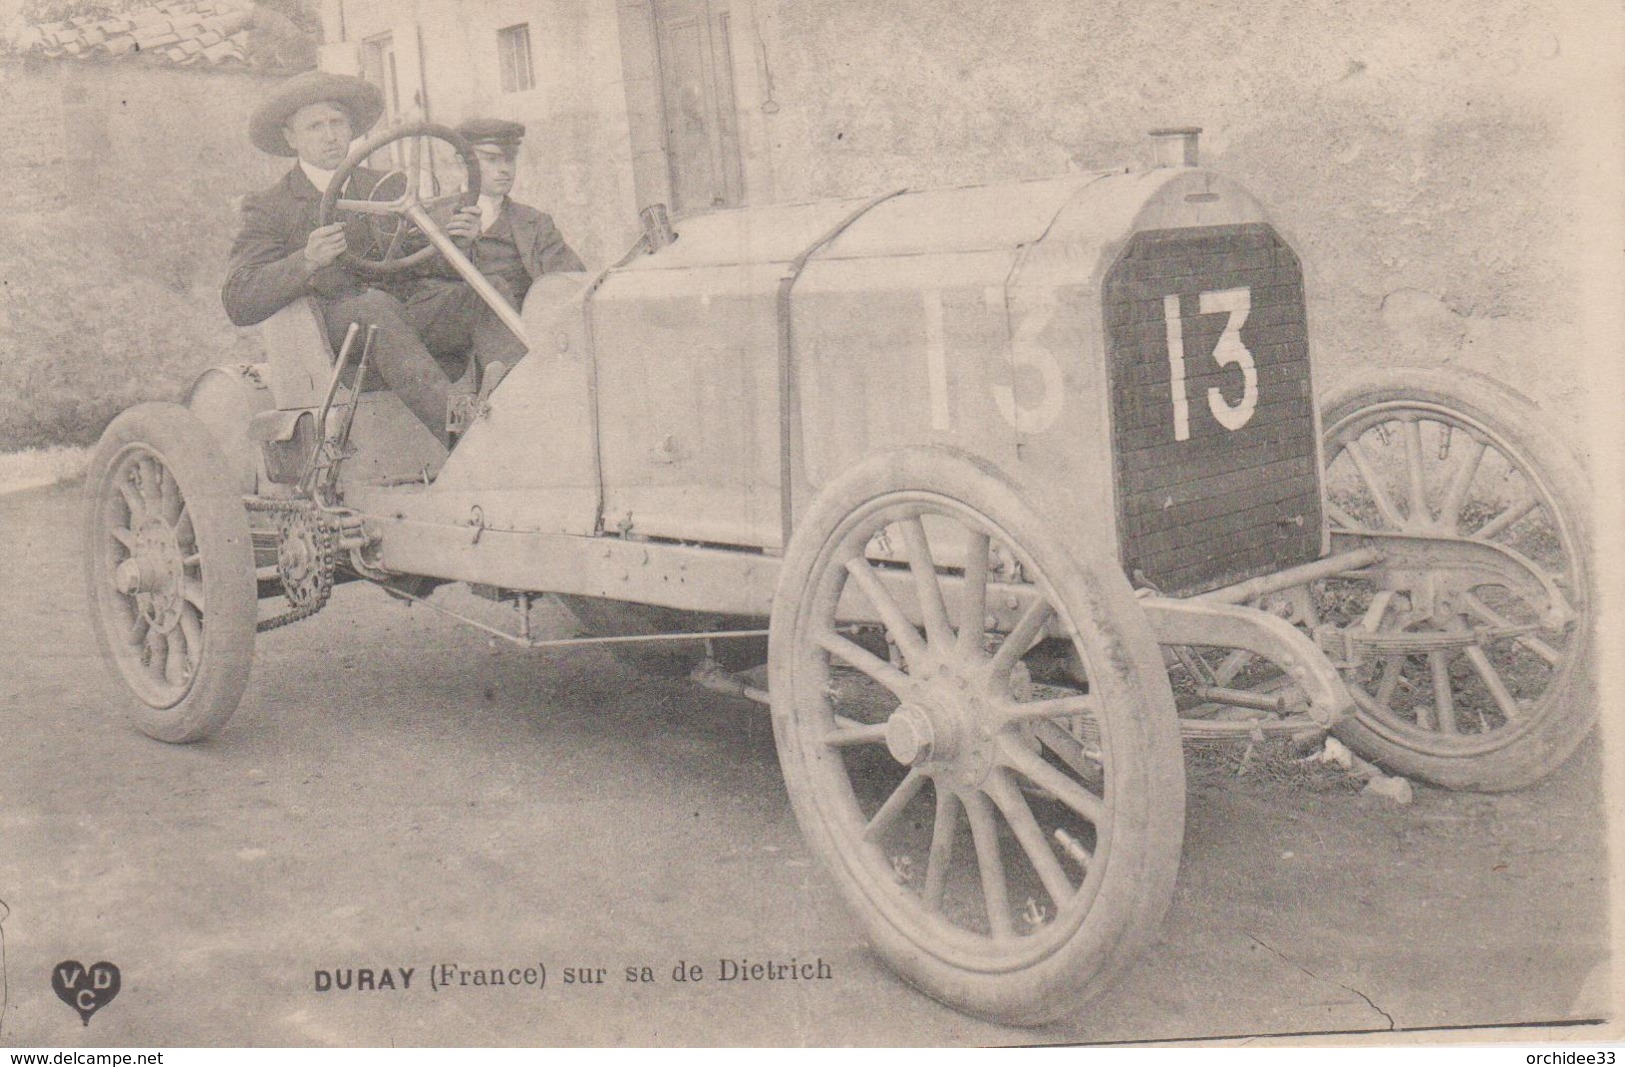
303, 223, 348, 271
444, 207, 483, 242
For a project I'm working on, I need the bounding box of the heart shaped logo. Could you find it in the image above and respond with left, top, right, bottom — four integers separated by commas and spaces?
51, 960, 120, 1026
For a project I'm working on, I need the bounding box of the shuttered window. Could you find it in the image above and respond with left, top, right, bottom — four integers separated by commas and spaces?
497, 23, 534, 93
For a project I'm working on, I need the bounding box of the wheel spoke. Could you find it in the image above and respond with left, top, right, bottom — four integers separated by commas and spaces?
1324, 498, 1370, 533
988, 598, 1054, 681
1373, 655, 1403, 708
985, 769, 1074, 907
1474, 494, 1538, 541
1210, 649, 1254, 687
1458, 591, 1561, 665
1401, 419, 1431, 526
922, 787, 960, 914
146, 627, 168, 676
863, 768, 926, 844
1463, 644, 1522, 723
174, 505, 195, 550
898, 517, 955, 650
1001, 692, 1099, 725
178, 604, 204, 672
843, 557, 929, 666
163, 626, 188, 685
1435, 438, 1488, 532
999, 737, 1104, 825
1033, 720, 1103, 783
158, 466, 182, 524
1426, 650, 1452, 732
128, 613, 150, 649
1360, 589, 1396, 631
117, 477, 145, 522
823, 716, 890, 747
1342, 437, 1408, 529
182, 576, 206, 613
961, 791, 1013, 939
137, 457, 165, 511
817, 631, 914, 701
955, 531, 992, 658
110, 525, 139, 551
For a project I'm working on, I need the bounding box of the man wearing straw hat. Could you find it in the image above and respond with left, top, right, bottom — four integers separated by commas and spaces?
222, 71, 509, 446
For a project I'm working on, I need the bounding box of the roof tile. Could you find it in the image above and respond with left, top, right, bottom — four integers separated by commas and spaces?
17, 1, 310, 73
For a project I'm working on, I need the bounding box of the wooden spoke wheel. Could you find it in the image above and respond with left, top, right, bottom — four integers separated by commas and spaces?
770, 449, 1184, 1025
84, 403, 257, 743
1318, 368, 1594, 790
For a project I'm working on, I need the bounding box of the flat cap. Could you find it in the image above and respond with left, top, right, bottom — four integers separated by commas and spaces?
457, 117, 527, 148
249, 71, 384, 156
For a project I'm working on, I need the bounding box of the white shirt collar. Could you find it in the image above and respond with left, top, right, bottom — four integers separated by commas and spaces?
477, 194, 507, 232
299, 158, 340, 193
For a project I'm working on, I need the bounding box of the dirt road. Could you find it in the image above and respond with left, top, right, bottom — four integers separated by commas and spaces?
0, 484, 1611, 1045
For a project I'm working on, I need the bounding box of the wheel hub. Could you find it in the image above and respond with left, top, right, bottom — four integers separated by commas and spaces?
883, 668, 999, 788
121, 517, 185, 630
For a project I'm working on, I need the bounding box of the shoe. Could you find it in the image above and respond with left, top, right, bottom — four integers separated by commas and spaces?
477, 361, 509, 404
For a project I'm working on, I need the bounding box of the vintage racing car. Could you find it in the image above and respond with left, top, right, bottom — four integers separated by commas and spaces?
83, 124, 1593, 1025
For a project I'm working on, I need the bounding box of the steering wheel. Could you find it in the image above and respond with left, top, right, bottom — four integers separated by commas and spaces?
318, 121, 482, 280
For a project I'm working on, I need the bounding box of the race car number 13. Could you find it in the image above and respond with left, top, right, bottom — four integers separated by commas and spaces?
1163, 287, 1258, 442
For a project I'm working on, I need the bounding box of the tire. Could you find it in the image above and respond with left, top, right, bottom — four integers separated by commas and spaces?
84, 403, 258, 743
1318, 368, 1594, 791
769, 447, 1185, 1025
556, 595, 767, 678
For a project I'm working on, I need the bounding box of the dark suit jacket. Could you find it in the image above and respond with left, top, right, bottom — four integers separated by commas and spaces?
222, 165, 389, 327
421, 197, 585, 286
502, 200, 585, 279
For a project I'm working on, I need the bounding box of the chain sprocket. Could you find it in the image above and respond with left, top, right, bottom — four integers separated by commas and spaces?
248, 498, 341, 632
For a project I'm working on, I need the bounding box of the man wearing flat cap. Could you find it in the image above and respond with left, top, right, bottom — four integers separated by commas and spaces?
407, 117, 584, 377
223, 71, 513, 446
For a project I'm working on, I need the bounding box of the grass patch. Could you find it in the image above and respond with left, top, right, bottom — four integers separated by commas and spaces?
1184, 735, 1361, 794
0, 211, 263, 452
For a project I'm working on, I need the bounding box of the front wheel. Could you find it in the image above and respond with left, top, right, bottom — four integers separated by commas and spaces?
84, 403, 257, 742
770, 448, 1185, 1025
1318, 368, 1594, 791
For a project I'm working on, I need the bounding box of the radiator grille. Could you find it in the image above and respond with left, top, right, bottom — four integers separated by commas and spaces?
1103, 223, 1321, 596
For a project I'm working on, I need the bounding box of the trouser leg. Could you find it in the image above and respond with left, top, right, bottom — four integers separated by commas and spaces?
404, 277, 528, 379
322, 289, 452, 446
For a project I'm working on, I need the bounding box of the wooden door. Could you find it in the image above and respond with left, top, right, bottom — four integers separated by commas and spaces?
653, 0, 743, 215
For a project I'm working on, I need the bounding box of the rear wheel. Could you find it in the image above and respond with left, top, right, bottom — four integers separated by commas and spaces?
1318, 368, 1593, 790
84, 403, 257, 742
770, 448, 1184, 1025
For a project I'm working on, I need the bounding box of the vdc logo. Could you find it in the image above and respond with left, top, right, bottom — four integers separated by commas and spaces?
52, 960, 120, 1026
